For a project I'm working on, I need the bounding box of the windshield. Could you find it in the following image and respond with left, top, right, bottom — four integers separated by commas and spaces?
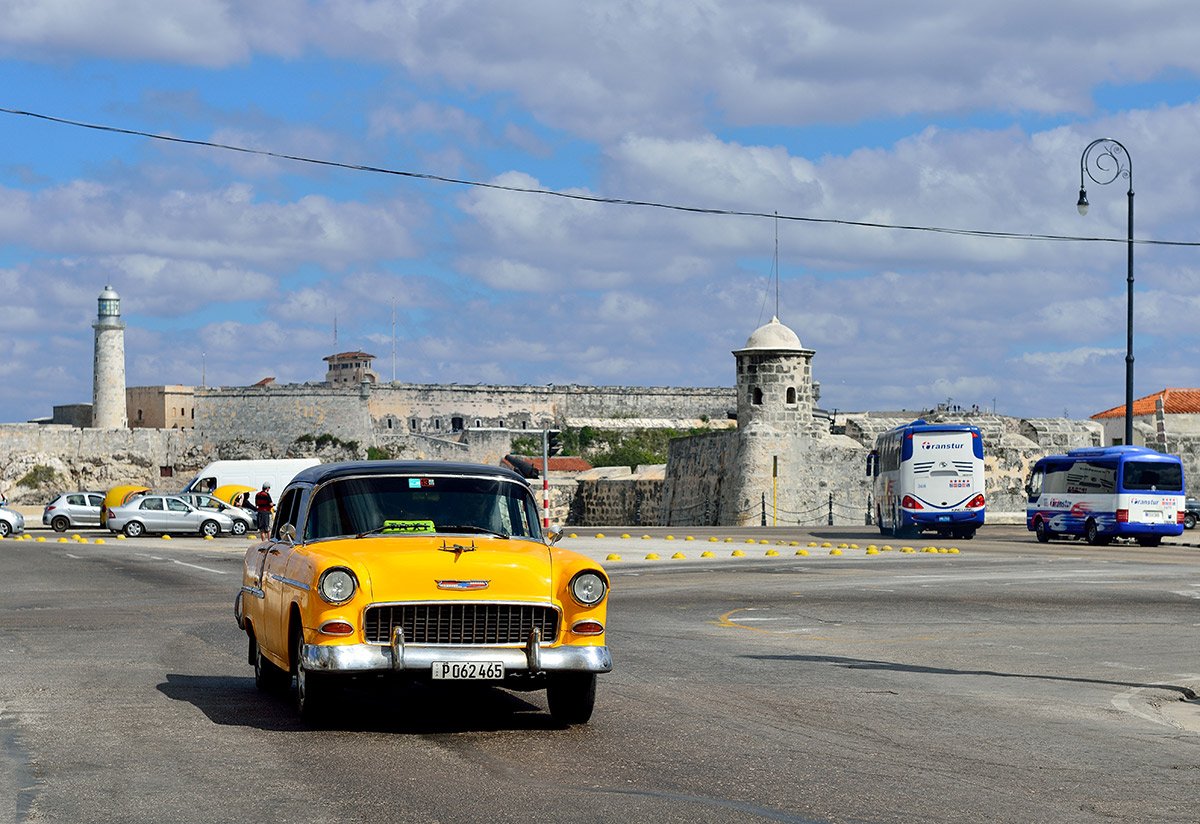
304, 474, 543, 542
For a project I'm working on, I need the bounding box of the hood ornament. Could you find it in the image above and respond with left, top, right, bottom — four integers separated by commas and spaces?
437, 579, 490, 591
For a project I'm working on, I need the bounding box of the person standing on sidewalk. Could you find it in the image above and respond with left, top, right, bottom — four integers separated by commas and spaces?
254, 482, 274, 541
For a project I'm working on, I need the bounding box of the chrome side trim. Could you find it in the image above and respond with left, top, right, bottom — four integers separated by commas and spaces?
301, 642, 612, 674
268, 573, 311, 592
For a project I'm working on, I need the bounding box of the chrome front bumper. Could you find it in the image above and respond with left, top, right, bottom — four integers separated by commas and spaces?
301, 632, 612, 676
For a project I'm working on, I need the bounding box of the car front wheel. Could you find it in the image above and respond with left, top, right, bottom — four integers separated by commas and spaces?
293, 630, 332, 723
546, 672, 597, 725
123, 521, 144, 538
200, 519, 221, 538
51, 515, 70, 532
0, 521, 10, 538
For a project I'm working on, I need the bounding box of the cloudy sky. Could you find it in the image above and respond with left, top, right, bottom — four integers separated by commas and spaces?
3, 1, 1200, 425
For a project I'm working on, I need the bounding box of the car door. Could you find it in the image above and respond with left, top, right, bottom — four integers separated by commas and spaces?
166, 497, 195, 532
256, 487, 304, 660
63, 494, 88, 526
137, 497, 166, 531
85, 493, 104, 526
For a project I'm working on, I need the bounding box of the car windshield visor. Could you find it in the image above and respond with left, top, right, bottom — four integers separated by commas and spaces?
305, 474, 542, 542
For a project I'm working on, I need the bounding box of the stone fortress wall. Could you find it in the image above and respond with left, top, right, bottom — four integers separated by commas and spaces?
6, 288, 1199, 528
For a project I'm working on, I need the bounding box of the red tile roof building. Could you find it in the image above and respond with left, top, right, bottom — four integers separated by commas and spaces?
1090, 387, 1200, 446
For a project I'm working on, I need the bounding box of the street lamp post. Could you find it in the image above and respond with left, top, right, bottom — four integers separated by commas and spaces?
1077, 138, 1134, 446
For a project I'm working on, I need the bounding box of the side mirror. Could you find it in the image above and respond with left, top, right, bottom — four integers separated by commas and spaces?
1024, 483, 1032, 497
279, 523, 297, 544
546, 523, 564, 545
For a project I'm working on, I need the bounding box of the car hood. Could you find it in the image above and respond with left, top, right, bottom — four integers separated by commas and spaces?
320, 536, 555, 602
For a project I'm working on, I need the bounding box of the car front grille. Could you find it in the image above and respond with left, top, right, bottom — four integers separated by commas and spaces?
364, 603, 560, 645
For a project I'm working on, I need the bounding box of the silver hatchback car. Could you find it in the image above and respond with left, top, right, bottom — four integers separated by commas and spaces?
105, 494, 235, 538
43, 491, 106, 532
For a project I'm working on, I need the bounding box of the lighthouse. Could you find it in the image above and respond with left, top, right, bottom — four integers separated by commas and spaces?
91, 285, 127, 429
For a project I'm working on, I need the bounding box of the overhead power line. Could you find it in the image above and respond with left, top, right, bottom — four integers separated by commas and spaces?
3, 105, 1199, 249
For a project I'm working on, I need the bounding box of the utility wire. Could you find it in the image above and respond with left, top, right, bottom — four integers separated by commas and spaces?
4, 105, 1200, 248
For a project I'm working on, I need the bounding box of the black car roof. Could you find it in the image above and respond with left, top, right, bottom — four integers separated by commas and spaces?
287, 460, 528, 488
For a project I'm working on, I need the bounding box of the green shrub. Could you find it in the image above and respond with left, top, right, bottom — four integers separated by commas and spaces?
18, 465, 60, 488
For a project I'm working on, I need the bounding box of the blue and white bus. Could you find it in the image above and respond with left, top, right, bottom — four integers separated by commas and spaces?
1025, 446, 1185, 546
867, 419, 986, 540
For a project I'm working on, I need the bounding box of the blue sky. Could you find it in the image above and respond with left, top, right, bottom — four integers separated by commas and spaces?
3, 1, 1200, 425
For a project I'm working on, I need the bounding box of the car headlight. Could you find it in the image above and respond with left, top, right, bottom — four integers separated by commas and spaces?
569, 571, 607, 606
318, 568, 357, 604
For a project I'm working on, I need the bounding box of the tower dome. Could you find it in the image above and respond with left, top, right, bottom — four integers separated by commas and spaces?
738, 316, 803, 352
733, 315, 814, 433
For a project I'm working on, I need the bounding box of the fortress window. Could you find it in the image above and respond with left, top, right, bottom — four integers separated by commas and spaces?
386, 418, 393, 430
435, 420, 441, 430
786, 387, 796, 404
752, 388, 763, 406
410, 419, 418, 430
474, 419, 482, 428
137, 409, 143, 421
451, 417, 464, 432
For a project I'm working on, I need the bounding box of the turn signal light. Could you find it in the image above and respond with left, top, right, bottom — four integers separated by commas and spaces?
900, 495, 923, 510
966, 494, 985, 509
319, 620, 354, 636
571, 620, 605, 636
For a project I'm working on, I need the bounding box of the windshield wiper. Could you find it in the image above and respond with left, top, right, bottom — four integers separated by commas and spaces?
436, 524, 510, 539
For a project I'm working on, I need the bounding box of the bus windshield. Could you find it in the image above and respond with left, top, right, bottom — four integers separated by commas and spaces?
1122, 461, 1184, 492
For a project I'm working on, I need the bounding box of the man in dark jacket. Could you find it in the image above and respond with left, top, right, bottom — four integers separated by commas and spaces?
254, 482, 273, 541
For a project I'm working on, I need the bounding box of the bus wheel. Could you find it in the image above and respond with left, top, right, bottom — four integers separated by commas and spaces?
1085, 519, 1110, 546
1137, 536, 1162, 547
1034, 519, 1050, 543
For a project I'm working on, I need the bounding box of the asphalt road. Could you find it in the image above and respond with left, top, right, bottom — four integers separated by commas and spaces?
1, 524, 1197, 823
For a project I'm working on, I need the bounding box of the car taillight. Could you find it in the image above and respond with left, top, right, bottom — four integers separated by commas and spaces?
966, 494, 985, 509
45, 505, 56, 512
1116, 509, 1129, 523
901, 495, 923, 510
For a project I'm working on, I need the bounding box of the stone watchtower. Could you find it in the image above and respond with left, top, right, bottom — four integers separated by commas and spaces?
733, 316, 815, 432
91, 284, 127, 429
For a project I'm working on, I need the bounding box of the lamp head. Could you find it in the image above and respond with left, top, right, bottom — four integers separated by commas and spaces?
1076, 187, 1089, 216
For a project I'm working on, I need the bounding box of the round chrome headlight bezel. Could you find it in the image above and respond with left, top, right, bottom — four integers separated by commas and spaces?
569, 571, 608, 606
318, 567, 358, 604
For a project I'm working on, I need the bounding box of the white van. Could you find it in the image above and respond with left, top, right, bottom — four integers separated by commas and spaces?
181, 459, 321, 499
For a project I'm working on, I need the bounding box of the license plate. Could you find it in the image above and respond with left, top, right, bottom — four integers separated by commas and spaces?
1143, 510, 1162, 523
431, 661, 504, 680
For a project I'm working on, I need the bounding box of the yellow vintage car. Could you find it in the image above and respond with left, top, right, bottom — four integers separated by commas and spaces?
234, 460, 611, 725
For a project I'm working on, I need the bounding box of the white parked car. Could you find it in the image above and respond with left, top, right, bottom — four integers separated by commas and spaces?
105, 494, 235, 538
0, 504, 24, 538
42, 491, 105, 532
177, 493, 253, 536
